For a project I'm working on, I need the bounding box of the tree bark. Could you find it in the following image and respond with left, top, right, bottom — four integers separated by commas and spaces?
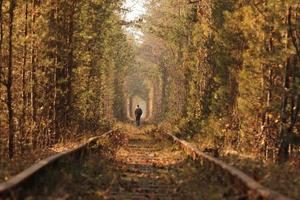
20, 2, 29, 152
0, 0, 3, 137
7, 0, 16, 159
278, 7, 292, 163
66, 1, 75, 124
53, 0, 59, 142
161, 63, 168, 117
31, 0, 37, 147
278, 57, 290, 163
0, 0, 3, 79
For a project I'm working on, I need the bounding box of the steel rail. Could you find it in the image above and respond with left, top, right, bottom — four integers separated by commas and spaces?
0, 130, 115, 199
165, 132, 292, 200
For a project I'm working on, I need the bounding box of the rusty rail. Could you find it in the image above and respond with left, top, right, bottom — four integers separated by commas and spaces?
0, 130, 115, 199
165, 133, 292, 200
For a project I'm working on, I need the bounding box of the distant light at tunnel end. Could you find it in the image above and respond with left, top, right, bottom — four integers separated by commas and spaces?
123, 0, 146, 41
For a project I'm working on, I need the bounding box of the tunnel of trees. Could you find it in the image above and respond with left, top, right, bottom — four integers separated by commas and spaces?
0, 0, 300, 167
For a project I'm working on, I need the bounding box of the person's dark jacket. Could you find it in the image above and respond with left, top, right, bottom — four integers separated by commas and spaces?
135, 108, 143, 118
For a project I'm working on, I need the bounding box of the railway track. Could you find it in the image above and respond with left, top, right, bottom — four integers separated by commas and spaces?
0, 127, 293, 200
0, 130, 115, 199
165, 133, 292, 200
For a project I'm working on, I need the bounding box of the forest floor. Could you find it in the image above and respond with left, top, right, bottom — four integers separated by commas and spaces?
185, 133, 300, 199
0, 132, 103, 183
221, 154, 300, 199
24, 124, 242, 200
2, 124, 299, 199
156, 123, 300, 199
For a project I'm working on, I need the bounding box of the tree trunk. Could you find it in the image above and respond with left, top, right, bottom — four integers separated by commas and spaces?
278, 6, 298, 163
161, 64, 168, 117
66, 1, 75, 124
7, 0, 16, 159
278, 8, 291, 161
0, 0, 3, 136
278, 56, 290, 163
53, 0, 59, 142
31, 0, 37, 147
262, 34, 274, 159
20, 2, 29, 152
0, 0, 3, 78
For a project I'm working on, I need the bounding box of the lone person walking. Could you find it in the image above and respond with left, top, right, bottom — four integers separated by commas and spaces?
135, 105, 143, 126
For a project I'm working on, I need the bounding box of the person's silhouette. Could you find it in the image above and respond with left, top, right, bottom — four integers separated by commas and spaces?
135, 105, 143, 126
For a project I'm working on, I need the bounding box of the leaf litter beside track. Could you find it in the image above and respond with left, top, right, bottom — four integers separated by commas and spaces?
221, 154, 300, 200
0, 133, 107, 183
25, 131, 125, 200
